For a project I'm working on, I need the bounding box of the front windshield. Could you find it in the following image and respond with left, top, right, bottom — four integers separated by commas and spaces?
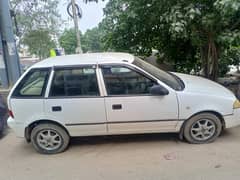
133, 57, 184, 91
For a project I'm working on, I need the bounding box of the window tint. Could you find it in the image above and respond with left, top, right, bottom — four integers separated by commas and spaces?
102, 66, 156, 95
12, 68, 50, 97
50, 67, 99, 97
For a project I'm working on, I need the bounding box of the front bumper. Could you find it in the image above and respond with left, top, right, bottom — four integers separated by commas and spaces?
7, 117, 25, 137
224, 109, 240, 128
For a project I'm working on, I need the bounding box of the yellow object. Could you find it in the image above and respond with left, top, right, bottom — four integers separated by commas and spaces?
233, 99, 240, 109
50, 49, 56, 57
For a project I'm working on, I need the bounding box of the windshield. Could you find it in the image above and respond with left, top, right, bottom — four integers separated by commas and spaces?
133, 57, 184, 91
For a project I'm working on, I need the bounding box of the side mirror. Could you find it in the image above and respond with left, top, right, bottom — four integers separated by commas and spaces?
150, 85, 169, 96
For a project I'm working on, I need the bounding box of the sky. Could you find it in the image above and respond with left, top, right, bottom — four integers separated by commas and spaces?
58, 0, 108, 33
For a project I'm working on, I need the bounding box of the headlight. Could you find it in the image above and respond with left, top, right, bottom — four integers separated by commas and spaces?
233, 99, 240, 109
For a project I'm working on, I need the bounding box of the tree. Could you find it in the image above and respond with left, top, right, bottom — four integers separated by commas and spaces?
23, 29, 55, 60
10, 0, 61, 35
100, 0, 240, 80
81, 27, 104, 52
59, 27, 104, 54
10, 0, 62, 56
59, 29, 78, 55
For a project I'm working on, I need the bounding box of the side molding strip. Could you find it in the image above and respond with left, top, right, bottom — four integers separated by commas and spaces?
65, 119, 185, 126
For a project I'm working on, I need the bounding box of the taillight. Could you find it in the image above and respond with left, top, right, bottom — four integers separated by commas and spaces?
8, 110, 14, 118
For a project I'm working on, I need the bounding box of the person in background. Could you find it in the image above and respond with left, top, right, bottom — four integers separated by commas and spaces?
50, 48, 57, 57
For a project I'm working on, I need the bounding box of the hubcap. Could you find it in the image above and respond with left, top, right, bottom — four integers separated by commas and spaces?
190, 119, 216, 141
36, 129, 62, 151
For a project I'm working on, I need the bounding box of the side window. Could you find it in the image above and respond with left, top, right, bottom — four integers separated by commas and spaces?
12, 68, 50, 97
50, 67, 99, 97
102, 66, 156, 95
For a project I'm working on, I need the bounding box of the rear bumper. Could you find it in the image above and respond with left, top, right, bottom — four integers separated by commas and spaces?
224, 109, 240, 128
7, 117, 25, 137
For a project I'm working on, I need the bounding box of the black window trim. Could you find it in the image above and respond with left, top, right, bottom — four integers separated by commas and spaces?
53, 64, 97, 70
11, 67, 51, 99
48, 66, 101, 98
100, 63, 161, 97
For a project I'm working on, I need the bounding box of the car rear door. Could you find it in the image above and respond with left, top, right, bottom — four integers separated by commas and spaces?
100, 64, 179, 134
44, 65, 107, 136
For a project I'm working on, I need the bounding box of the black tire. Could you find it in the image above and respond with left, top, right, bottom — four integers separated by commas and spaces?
183, 113, 222, 144
30, 123, 70, 154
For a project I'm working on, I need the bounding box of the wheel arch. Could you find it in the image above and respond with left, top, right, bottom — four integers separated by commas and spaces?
179, 110, 225, 140
25, 119, 70, 142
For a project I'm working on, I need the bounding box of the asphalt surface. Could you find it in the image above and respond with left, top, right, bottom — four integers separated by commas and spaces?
1, 127, 240, 180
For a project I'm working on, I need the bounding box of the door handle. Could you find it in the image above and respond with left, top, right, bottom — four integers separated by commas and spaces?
112, 104, 122, 110
52, 106, 62, 112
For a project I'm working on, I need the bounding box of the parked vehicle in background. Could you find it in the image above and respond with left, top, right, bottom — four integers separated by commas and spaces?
0, 94, 7, 134
7, 53, 240, 154
218, 72, 240, 99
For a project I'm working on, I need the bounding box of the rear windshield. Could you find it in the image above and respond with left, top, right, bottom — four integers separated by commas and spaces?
12, 68, 50, 97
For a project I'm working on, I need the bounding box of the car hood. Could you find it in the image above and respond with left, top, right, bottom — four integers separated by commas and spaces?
173, 73, 235, 98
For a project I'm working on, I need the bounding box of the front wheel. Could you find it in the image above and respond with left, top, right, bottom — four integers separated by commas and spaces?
183, 113, 222, 144
30, 123, 70, 154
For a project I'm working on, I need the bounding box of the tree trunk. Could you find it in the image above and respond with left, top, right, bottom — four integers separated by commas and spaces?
200, 45, 209, 77
207, 33, 219, 81
200, 32, 219, 81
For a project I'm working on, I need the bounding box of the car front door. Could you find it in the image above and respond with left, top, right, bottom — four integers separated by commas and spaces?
44, 66, 107, 136
100, 64, 179, 134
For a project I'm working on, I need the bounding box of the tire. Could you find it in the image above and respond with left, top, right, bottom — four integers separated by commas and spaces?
183, 113, 222, 144
30, 123, 70, 154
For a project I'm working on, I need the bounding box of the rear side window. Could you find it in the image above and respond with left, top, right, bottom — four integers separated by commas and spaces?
50, 67, 99, 97
12, 68, 50, 97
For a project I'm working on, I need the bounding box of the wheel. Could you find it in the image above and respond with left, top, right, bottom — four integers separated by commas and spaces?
183, 113, 222, 144
30, 123, 70, 154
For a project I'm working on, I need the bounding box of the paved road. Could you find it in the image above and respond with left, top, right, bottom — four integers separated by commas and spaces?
1, 127, 240, 180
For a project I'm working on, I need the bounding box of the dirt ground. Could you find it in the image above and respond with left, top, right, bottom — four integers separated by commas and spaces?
1, 127, 240, 180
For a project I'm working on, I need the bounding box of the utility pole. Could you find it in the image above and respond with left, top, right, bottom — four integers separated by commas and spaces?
71, 0, 83, 54
0, 0, 21, 87
0, 33, 9, 89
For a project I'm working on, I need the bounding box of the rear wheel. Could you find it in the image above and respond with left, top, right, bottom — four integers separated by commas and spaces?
183, 113, 222, 144
30, 123, 69, 154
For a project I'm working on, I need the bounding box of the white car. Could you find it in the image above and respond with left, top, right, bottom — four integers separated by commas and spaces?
7, 53, 240, 154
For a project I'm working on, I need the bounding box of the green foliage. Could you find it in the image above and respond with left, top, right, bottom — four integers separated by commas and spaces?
59, 28, 104, 54
59, 29, 78, 55
11, 0, 61, 35
100, 0, 240, 79
10, 0, 62, 57
219, 45, 240, 75
81, 27, 104, 52
23, 29, 55, 60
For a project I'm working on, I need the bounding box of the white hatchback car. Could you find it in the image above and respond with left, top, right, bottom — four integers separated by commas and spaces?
7, 53, 240, 154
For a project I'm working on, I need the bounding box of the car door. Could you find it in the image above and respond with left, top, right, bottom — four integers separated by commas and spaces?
44, 65, 107, 137
100, 64, 179, 134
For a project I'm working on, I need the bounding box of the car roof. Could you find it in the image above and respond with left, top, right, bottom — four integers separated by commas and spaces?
31, 52, 135, 68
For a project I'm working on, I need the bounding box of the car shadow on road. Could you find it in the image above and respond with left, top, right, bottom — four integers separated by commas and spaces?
69, 128, 237, 147
219, 128, 239, 140
70, 133, 180, 147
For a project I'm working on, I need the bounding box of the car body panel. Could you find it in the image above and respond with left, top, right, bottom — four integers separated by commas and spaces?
44, 98, 107, 136
105, 94, 179, 134
174, 72, 235, 97
224, 108, 240, 128
6, 53, 240, 140
10, 98, 46, 127
175, 73, 236, 120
